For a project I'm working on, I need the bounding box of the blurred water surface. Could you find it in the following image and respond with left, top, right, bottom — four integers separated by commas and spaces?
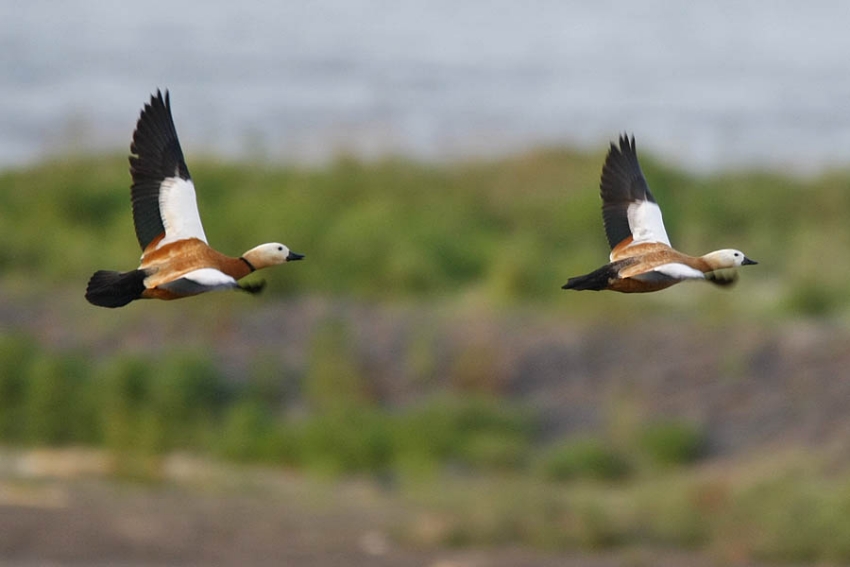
3, 0, 850, 172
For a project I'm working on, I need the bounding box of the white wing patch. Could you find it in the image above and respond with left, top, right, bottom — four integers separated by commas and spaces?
651, 263, 705, 280
157, 177, 208, 247
159, 268, 238, 295
627, 200, 671, 246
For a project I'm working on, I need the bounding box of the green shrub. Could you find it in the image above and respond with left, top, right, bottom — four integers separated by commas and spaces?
303, 319, 371, 413
294, 409, 394, 475
393, 396, 535, 472
538, 437, 631, 482
23, 353, 92, 445
633, 480, 712, 547
0, 334, 39, 442
150, 351, 232, 450
96, 355, 152, 450
216, 399, 289, 463
724, 475, 850, 563
93, 351, 231, 465
638, 420, 706, 467
459, 431, 528, 471
783, 280, 845, 317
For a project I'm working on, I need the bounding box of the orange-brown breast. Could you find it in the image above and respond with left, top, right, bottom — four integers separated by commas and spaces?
139, 238, 252, 289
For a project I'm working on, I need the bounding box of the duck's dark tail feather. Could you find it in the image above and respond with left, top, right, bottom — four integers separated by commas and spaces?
562, 263, 618, 291
85, 269, 147, 308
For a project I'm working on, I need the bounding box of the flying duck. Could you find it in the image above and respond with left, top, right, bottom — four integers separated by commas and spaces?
85, 90, 303, 308
563, 135, 756, 293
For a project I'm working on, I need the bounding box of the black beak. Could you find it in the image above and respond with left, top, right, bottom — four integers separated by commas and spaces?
286, 252, 305, 262
742, 257, 758, 266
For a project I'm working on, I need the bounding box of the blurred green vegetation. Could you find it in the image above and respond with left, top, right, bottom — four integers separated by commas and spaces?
2, 149, 850, 562
537, 437, 632, 482
637, 419, 707, 467
0, 149, 847, 316
12, 326, 850, 562
398, 459, 850, 564
0, 330, 714, 483
0, 331, 544, 478
398, 460, 850, 564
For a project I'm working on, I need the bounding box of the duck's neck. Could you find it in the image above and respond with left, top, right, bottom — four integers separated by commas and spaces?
699, 251, 729, 271
214, 254, 254, 280
239, 256, 257, 273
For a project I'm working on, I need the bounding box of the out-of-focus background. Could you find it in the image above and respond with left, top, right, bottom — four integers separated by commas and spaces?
2, 2, 850, 565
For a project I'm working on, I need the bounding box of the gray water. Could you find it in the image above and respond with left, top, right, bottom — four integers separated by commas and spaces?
3, 0, 850, 172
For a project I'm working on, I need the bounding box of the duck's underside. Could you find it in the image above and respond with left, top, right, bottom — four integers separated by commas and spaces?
562, 260, 679, 293
562, 258, 738, 293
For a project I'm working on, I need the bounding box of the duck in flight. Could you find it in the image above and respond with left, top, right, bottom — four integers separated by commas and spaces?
86, 90, 303, 308
563, 135, 756, 293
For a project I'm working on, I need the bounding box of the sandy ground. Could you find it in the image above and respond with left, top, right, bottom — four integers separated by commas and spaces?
0, 451, 771, 567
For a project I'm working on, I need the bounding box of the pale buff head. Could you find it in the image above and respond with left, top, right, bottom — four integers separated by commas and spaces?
702, 249, 758, 270
242, 243, 304, 270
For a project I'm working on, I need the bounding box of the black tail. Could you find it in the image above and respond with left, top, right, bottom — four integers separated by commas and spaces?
85, 270, 147, 308
562, 263, 619, 291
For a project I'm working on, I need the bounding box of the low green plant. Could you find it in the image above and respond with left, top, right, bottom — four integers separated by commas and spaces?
216, 399, 294, 463
720, 474, 850, 563
538, 437, 631, 482
293, 409, 394, 475
23, 352, 93, 446
0, 334, 39, 441
303, 319, 372, 413
638, 420, 706, 467
783, 279, 845, 317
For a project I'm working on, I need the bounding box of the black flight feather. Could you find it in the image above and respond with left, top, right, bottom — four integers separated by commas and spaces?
129, 90, 191, 251
599, 135, 657, 250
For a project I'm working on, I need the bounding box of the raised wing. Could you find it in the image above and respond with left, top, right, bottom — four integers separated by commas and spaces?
129, 90, 208, 251
599, 135, 670, 256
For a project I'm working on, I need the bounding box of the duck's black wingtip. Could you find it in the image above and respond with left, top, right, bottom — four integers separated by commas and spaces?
615, 133, 636, 155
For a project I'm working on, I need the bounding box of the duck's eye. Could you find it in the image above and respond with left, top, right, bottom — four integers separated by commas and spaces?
278, 246, 283, 251
734, 252, 740, 257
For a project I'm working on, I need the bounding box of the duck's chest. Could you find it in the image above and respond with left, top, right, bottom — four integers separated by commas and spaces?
140, 239, 233, 287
